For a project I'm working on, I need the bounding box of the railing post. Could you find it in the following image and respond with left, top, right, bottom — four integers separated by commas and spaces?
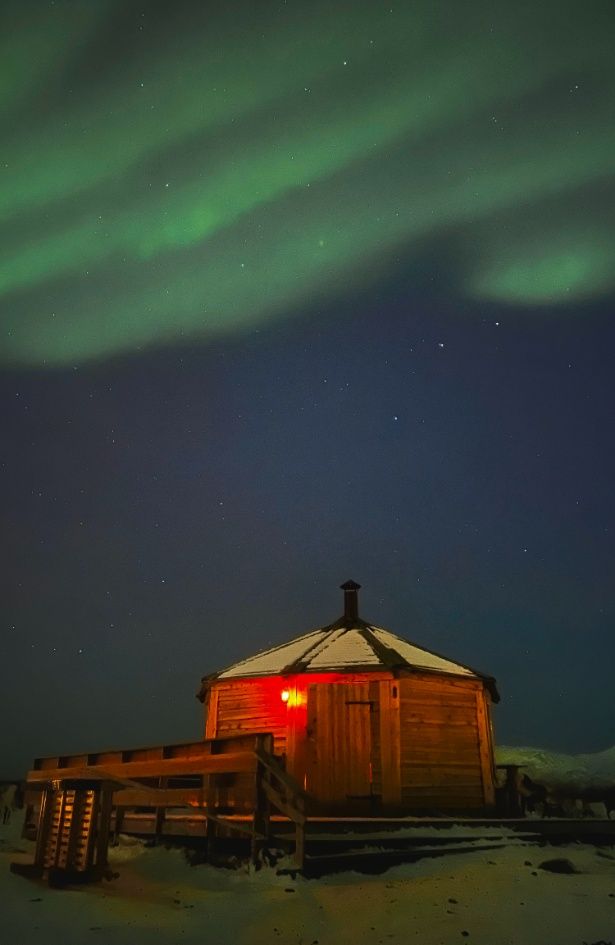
206, 815, 218, 863
252, 735, 272, 867
112, 806, 124, 845
154, 777, 168, 844
205, 746, 219, 863
95, 783, 114, 875
32, 787, 51, 871
294, 809, 305, 871
496, 764, 524, 817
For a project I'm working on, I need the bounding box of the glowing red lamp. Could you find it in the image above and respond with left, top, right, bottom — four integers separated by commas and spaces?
280, 688, 290, 704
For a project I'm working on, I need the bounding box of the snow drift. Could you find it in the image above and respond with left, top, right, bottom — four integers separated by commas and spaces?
496, 744, 615, 792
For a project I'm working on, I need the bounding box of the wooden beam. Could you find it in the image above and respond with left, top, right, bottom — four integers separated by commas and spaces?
32, 733, 272, 772
379, 680, 401, 809
252, 761, 270, 866
113, 787, 206, 808
475, 689, 496, 807
260, 779, 306, 825
205, 688, 219, 740
254, 749, 308, 802
96, 785, 114, 869
294, 819, 305, 870
112, 807, 125, 844
32, 789, 52, 869
110, 774, 163, 793
26, 750, 257, 785
203, 812, 255, 838
154, 777, 168, 843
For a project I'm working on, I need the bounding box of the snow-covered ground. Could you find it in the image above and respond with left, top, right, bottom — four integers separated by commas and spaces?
2, 816, 615, 945
2, 745, 614, 944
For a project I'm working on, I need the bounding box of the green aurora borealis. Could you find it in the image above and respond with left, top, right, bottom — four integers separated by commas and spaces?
1, 0, 614, 366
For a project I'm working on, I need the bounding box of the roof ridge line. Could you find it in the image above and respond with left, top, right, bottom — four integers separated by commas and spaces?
372, 626, 500, 702
373, 625, 483, 677
214, 626, 323, 678
357, 624, 406, 671
281, 619, 346, 673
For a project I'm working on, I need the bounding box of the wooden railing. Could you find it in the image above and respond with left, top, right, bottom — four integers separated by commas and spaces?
255, 748, 307, 869
20, 732, 306, 882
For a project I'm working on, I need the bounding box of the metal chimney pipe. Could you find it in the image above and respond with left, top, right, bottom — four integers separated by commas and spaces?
340, 580, 361, 622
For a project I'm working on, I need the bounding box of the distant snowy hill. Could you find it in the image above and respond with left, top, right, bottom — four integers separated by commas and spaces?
496, 745, 615, 791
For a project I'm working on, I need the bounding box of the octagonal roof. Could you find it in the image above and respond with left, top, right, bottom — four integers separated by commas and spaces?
200, 581, 499, 702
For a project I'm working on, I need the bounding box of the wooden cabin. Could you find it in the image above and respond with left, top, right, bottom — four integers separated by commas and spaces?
198, 581, 499, 815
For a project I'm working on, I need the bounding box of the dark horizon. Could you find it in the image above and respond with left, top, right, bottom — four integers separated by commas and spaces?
2, 0, 614, 777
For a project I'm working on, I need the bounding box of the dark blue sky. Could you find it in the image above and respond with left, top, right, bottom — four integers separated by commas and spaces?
3, 282, 614, 774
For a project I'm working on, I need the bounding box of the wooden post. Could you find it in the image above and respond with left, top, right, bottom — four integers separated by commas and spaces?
32, 787, 51, 870
205, 744, 219, 863
294, 794, 305, 870
205, 819, 218, 861
252, 761, 270, 867
22, 803, 35, 841
476, 690, 496, 809
379, 680, 401, 810
95, 783, 114, 873
499, 764, 523, 817
112, 807, 125, 845
205, 688, 219, 739
154, 777, 168, 844
251, 734, 273, 867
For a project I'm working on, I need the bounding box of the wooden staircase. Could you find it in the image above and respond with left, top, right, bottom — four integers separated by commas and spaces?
14, 779, 114, 886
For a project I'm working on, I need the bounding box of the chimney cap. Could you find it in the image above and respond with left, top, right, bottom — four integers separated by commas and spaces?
340, 579, 361, 591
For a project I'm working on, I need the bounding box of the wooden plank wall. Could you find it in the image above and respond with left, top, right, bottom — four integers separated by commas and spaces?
399, 675, 486, 809
212, 680, 288, 756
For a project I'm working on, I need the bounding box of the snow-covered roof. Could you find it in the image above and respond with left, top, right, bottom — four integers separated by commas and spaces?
205, 581, 498, 700
214, 622, 479, 680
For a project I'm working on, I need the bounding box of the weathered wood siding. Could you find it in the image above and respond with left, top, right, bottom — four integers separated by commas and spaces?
208, 679, 288, 756
399, 675, 487, 810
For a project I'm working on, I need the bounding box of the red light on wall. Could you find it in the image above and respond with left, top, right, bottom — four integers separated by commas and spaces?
281, 688, 290, 704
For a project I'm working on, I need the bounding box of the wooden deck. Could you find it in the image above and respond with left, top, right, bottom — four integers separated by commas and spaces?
90, 810, 615, 877
18, 732, 615, 882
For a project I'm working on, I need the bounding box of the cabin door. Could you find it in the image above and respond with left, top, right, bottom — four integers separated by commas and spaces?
306, 682, 374, 812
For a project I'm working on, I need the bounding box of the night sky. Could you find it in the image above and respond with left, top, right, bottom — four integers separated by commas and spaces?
2, 1, 614, 776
